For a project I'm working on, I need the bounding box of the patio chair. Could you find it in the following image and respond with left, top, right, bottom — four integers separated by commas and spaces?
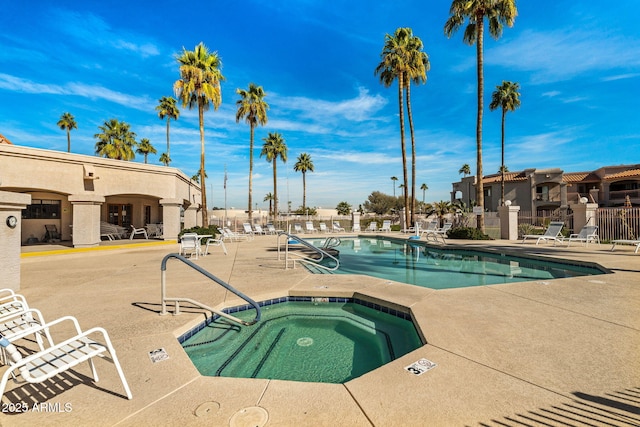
0, 292, 30, 320
223, 227, 250, 241
365, 222, 378, 232
521, 221, 564, 245
332, 222, 345, 232
419, 221, 439, 236
129, 225, 148, 240
380, 220, 392, 232
266, 224, 281, 235
305, 222, 318, 233
0, 308, 52, 363
204, 238, 227, 256
0, 315, 132, 400
610, 239, 640, 254
253, 225, 266, 235
566, 225, 600, 246
43, 224, 60, 242
180, 233, 200, 259
242, 223, 255, 240
294, 223, 303, 234
319, 223, 328, 233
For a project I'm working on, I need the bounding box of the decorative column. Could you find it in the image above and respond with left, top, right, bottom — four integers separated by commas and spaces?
0, 191, 32, 291
499, 202, 520, 240
351, 211, 361, 232
68, 194, 105, 248
160, 199, 183, 241
570, 201, 598, 233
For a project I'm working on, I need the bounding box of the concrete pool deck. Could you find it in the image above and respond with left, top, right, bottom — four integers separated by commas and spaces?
3, 234, 639, 426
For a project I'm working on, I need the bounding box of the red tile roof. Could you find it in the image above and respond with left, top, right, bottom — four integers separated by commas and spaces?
483, 171, 528, 184
605, 169, 640, 180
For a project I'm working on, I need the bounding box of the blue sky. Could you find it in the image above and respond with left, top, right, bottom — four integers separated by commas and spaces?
1, 1, 638, 211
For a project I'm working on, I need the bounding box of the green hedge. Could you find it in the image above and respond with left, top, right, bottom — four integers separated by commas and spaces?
447, 227, 493, 240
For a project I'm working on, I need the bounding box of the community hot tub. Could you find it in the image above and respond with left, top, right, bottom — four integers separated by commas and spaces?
179, 296, 423, 384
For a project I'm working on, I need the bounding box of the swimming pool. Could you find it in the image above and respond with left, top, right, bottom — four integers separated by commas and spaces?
180, 298, 423, 383
307, 237, 607, 289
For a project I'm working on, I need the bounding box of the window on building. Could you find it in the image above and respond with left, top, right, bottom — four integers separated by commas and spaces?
22, 199, 61, 219
536, 185, 549, 201
108, 204, 133, 228
144, 205, 151, 225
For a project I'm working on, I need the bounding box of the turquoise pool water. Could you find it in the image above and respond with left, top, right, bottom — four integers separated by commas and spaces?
308, 237, 606, 289
181, 299, 422, 383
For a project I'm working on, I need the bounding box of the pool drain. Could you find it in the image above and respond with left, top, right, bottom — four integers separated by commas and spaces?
194, 401, 220, 417
296, 337, 314, 347
229, 406, 269, 427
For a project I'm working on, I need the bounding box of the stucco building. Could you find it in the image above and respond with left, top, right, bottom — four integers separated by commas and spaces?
0, 143, 202, 247
451, 164, 640, 212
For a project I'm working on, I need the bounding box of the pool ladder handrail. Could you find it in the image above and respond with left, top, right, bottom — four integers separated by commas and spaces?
277, 232, 340, 271
160, 253, 261, 326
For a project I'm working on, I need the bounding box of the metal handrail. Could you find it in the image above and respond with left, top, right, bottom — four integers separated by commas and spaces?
276, 232, 340, 271
160, 253, 261, 326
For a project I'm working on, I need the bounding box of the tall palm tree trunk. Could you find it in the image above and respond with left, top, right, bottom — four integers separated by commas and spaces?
199, 103, 208, 227
166, 118, 171, 158
248, 125, 255, 221
66, 130, 71, 153
302, 172, 307, 212
398, 75, 410, 230
475, 16, 485, 232
501, 108, 506, 206
272, 160, 278, 218
406, 83, 417, 226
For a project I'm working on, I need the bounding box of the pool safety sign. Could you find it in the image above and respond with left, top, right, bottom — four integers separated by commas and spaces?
405, 358, 436, 376
149, 348, 169, 363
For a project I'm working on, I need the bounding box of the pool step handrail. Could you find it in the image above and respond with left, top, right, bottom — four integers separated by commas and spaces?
160, 253, 261, 326
277, 231, 340, 271
323, 237, 341, 249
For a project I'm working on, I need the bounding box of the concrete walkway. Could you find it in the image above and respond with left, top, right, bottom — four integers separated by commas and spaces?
2, 235, 639, 426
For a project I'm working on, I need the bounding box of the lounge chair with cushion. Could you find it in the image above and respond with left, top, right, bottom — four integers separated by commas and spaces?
566, 225, 600, 246
521, 221, 564, 245
610, 239, 640, 254
0, 315, 132, 400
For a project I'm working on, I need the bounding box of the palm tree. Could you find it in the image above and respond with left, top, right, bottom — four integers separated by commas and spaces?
155, 96, 180, 160
191, 169, 208, 183
174, 42, 224, 227
490, 80, 521, 206
375, 27, 413, 231
57, 112, 77, 153
459, 163, 471, 177
260, 132, 287, 218
264, 192, 274, 218
136, 138, 156, 164
445, 0, 517, 232
403, 30, 430, 226
420, 183, 428, 204
236, 83, 269, 221
432, 200, 455, 227
94, 119, 137, 160
391, 176, 398, 197
498, 165, 509, 173
159, 153, 171, 166
294, 153, 314, 213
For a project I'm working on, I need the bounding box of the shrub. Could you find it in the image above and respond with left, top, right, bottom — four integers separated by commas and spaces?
179, 225, 220, 240
447, 227, 492, 240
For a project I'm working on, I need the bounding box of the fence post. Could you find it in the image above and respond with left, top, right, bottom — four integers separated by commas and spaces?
570, 202, 598, 233
499, 204, 520, 240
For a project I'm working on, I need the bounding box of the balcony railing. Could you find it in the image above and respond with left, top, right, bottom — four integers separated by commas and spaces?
610, 189, 639, 200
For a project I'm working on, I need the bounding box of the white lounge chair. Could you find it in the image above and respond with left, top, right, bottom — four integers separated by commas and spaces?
294, 224, 303, 234
242, 223, 255, 239
305, 222, 318, 233
419, 221, 439, 236
0, 308, 52, 363
566, 225, 600, 246
129, 225, 148, 240
521, 221, 564, 245
365, 222, 378, 232
319, 223, 328, 233
223, 227, 250, 241
380, 220, 392, 232
180, 233, 200, 259
424, 222, 452, 244
332, 222, 345, 232
266, 224, 281, 235
610, 239, 640, 254
0, 315, 132, 400
253, 225, 266, 235
0, 292, 30, 320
